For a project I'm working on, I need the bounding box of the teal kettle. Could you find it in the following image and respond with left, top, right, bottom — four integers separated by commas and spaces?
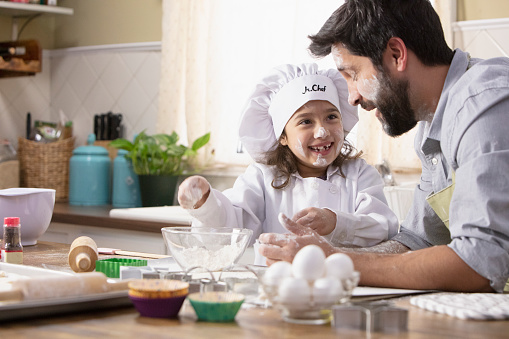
69, 134, 111, 206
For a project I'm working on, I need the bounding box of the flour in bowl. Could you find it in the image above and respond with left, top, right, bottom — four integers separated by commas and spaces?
176, 243, 243, 271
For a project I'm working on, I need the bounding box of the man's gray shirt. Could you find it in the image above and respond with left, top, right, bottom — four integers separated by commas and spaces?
393, 49, 509, 292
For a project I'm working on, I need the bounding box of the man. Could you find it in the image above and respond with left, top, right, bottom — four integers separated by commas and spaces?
258, 0, 509, 293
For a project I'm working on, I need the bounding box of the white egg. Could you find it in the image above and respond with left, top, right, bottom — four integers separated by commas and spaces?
292, 245, 326, 281
278, 277, 310, 303
292, 245, 325, 280
325, 253, 354, 280
263, 261, 293, 285
312, 277, 344, 303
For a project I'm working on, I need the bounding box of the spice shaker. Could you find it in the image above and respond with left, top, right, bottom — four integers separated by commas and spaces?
68, 236, 99, 273
1, 217, 23, 264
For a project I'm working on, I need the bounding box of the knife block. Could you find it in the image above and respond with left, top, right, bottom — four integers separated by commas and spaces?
93, 140, 118, 162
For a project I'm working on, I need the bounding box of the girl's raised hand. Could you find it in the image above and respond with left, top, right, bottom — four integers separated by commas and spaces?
177, 175, 211, 209
292, 207, 336, 236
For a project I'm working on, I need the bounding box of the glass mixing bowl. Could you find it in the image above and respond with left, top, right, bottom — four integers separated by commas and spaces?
260, 271, 360, 325
161, 227, 253, 273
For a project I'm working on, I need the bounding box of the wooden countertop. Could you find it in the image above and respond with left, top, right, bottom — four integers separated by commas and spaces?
1, 241, 508, 338
51, 203, 182, 233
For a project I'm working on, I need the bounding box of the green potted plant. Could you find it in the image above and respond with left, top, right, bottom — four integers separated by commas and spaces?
110, 130, 210, 207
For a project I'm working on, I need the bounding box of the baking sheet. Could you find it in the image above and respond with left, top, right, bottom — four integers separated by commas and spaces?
0, 262, 71, 278
0, 290, 131, 322
0, 263, 132, 322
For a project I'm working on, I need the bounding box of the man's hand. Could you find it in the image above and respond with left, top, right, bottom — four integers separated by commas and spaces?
177, 175, 210, 209
258, 213, 337, 265
258, 215, 493, 292
292, 207, 336, 236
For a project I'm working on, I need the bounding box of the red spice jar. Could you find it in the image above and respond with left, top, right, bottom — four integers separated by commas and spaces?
1, 217, 23, 264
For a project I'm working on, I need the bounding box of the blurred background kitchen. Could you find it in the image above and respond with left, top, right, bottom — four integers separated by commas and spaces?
1, 0, 508, 176
0, 0, 508, 253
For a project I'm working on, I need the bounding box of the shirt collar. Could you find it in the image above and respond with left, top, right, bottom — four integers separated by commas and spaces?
422, 49, 470, 154
290, 165, 340, 181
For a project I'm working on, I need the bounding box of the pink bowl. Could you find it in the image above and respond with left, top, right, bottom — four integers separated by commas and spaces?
129, 294, 187, 318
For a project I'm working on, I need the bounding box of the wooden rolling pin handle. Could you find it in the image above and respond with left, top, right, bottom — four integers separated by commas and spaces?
68, 236, 99, 273
75, 252, 92, 271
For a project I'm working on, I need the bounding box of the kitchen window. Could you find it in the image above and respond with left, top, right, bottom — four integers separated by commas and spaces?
159, 0, 429, 173
158, 0, 348, 169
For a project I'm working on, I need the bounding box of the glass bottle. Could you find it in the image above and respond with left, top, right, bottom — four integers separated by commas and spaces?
1, 217, 23, 264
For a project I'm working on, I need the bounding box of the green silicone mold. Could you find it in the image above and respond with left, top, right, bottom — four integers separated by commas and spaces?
95, 258, 147, 278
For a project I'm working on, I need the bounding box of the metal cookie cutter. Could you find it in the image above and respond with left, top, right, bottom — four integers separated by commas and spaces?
332, 301, 408, 333
159, 267, 228, 294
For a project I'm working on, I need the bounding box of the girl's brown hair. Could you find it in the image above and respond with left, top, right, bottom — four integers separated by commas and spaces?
262, 131, 362, 189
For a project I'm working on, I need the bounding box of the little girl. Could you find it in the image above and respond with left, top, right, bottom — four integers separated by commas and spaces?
177, 63, 398, 265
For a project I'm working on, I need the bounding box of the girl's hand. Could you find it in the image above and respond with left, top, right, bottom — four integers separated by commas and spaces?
258, 213, 337, 265
292, 207, 336, 236
177, 175, 210, 209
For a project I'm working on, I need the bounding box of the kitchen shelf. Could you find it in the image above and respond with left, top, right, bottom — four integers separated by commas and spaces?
0, 2, 73, 16
0, 2, 73, 77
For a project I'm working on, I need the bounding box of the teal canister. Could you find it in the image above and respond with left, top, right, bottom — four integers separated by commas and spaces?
69, 134, 111, 206
112, 149, 142, 208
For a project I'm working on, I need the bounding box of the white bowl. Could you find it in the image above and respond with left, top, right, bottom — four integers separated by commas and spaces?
0, 188, 56, 246
161, 227, 253, 272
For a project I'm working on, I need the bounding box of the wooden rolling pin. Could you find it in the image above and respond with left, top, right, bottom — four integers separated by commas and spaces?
68, 236, 99, 273
0, 272, 129, 302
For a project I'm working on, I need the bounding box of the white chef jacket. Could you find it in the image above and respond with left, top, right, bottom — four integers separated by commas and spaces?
188, 158, 399, 265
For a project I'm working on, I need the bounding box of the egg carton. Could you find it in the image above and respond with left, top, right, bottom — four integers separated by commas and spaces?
332, 301, 408, 333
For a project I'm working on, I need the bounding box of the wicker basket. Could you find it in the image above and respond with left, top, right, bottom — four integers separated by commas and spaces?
18, 137, 75, 202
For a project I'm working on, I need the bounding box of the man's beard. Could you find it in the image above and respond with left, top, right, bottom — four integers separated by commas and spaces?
361, 69, 418, 137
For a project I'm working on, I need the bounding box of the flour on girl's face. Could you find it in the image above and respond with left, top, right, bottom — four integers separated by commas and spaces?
313, 154, 327, 167
333, 129, 345, 157
295, 138, 306, 157
314, 127, 329, 139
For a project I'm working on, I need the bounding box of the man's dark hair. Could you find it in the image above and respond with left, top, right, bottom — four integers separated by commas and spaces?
308, 0, 454, 69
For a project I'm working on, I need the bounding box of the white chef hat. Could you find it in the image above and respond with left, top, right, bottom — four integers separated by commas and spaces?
238, 63, 358, 161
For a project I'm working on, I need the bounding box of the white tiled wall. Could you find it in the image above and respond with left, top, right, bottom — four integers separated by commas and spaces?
0, 42, 162, 149
453, 18, 509, 59
0, 53, 51, 148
